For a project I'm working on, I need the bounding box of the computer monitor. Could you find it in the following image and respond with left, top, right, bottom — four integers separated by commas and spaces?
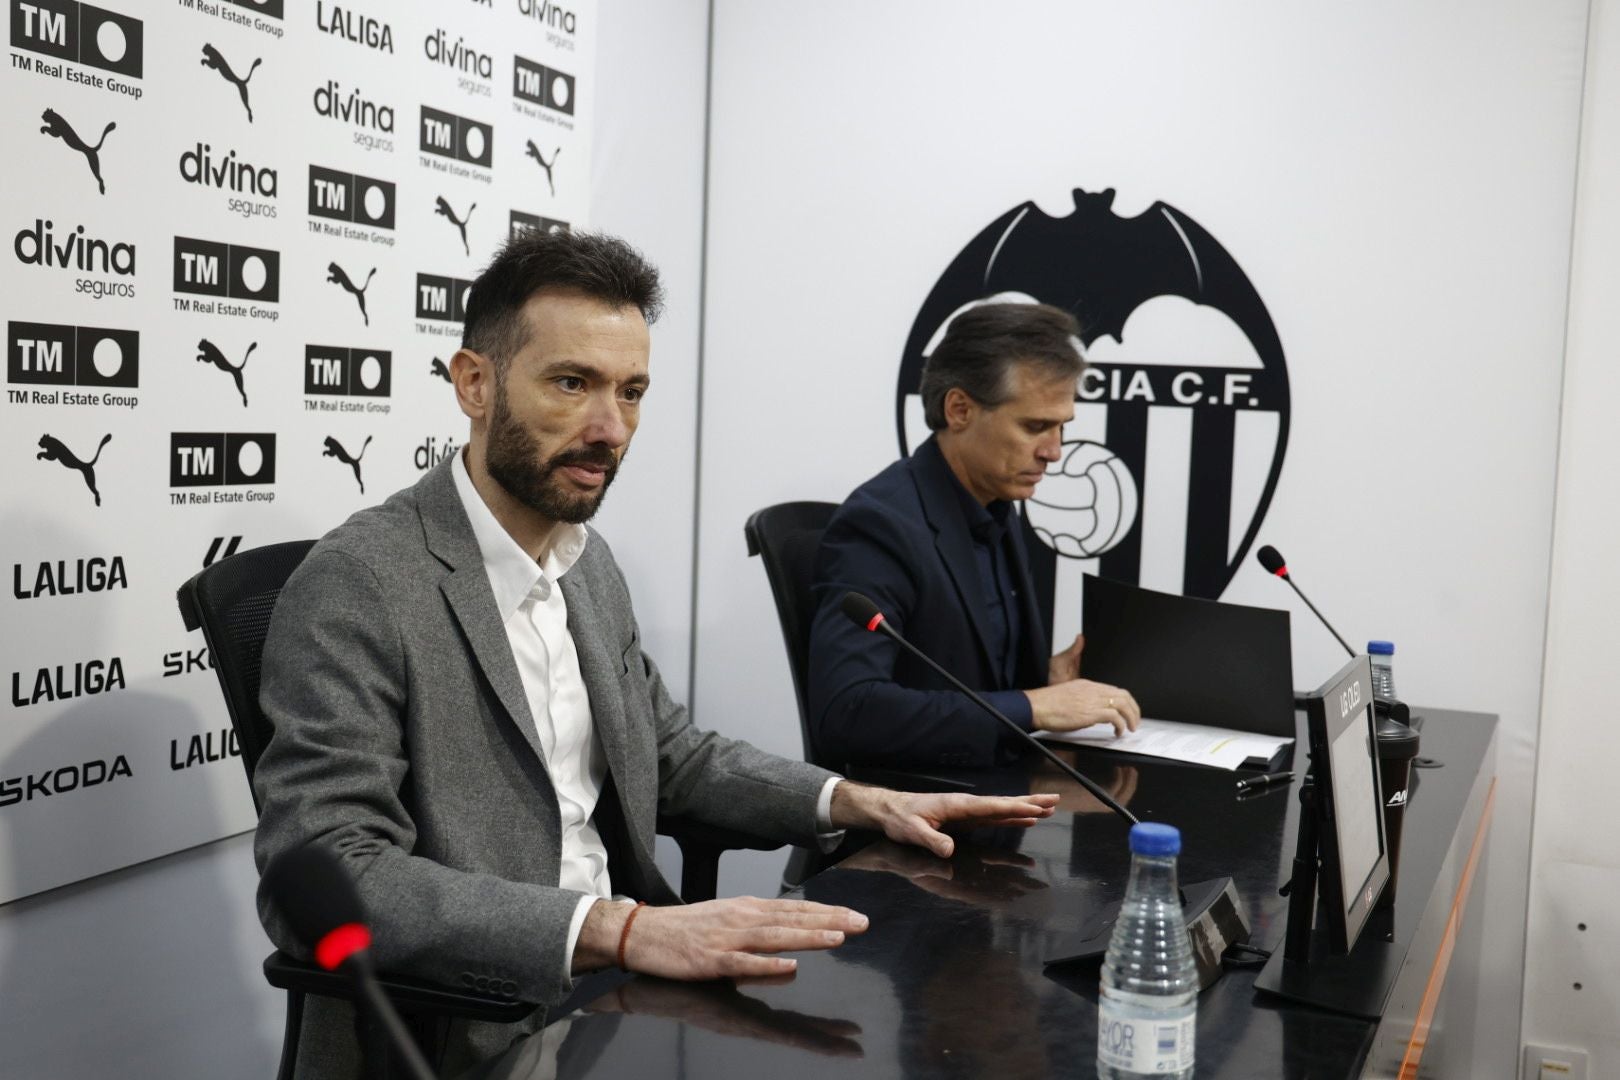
1303, 653, 1391, 954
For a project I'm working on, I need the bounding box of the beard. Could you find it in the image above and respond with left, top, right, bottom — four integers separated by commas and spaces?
485, 380, 620, 524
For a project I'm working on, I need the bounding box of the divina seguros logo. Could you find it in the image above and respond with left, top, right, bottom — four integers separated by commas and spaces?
516, 0, 575, 40
424, 28, 491, 81
14, 218, 136, 300
314, 79, 394, 152
180, 142, 278, 221
895, 188, 1290, 628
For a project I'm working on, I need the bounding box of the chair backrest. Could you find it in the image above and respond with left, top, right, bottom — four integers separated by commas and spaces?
176, 539, 315, 812
743, 501, 839, 767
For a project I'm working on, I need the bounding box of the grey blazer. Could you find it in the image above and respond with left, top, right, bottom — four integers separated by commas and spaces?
252, 457, 835, 1077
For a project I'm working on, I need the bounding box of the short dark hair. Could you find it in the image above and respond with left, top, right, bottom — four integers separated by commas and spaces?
918, 302, 1084, 430
462, 229, 665, 371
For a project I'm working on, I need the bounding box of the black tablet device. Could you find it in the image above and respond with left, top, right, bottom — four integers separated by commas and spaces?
1304, 654, 1391, 954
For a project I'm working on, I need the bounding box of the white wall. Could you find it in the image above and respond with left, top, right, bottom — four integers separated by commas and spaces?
693, 3, 1588, 1073
1521, 0, 1620, 1074
0, 3, 712, 1075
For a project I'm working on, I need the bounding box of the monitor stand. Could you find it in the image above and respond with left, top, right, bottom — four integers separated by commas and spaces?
1253, 772, 1404, 1019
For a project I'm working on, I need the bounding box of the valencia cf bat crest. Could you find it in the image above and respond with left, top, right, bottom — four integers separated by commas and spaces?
896, 188, 1290, 627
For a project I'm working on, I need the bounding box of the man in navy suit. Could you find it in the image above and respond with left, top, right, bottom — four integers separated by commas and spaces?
808, 303, 1141, 770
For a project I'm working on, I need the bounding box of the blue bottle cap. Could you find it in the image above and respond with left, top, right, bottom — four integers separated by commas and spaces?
1129, 822, 1181, 856
1368, 640, 1395, 655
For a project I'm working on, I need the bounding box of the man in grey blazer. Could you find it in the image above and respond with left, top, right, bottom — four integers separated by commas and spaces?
253, 229, 1058, 1077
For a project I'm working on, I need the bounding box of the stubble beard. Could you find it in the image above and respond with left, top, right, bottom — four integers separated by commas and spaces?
485, 378, 620, 525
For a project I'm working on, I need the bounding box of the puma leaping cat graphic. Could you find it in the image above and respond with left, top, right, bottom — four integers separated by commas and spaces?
196, 339, 256, 407
322, 435, 372, 494
40, 108, 115, 194
326, 262, 377, 326
525, 142, 560, 197
434, 196, 477, 256
37, 433, 112, 506
200, 43, 261, 122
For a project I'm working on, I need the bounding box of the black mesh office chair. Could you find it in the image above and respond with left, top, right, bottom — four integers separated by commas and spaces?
177, 539, 774, 1078
744, 501, 970, 796
746, 501, 932, 886
743, 502, 841, 769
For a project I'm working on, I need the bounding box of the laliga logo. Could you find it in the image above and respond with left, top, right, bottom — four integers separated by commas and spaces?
897, 188, 1291, 622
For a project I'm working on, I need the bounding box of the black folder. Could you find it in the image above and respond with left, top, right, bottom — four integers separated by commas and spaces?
1079, 574, 1295, 756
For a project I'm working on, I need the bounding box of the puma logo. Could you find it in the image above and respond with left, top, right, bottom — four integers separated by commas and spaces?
430, 357, 452, 382
322, 435, 372, 493
525, 142, 560, 197
37, 433, 112, 506
434, 196, 477, 256
326, 262, 377, 326
200, 43, 262, 123
40, 108, 115, 195
196, 339, 256, 407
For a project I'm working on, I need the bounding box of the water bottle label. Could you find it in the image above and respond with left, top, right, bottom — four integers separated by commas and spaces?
1097, 1001, 1195, 1074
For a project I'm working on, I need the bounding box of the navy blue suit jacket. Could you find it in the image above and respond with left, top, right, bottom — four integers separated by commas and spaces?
807, 437, 1050, 769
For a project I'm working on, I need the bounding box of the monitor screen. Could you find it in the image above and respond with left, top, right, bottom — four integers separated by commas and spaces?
1304, 654, 1391, 954
1329, 704, 1384, 915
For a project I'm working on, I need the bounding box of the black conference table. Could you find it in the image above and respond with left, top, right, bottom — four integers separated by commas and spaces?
461, 709, 1497, 1080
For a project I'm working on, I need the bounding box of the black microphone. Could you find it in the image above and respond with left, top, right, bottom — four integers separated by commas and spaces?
839, 591, 1139, 826
264, 844, 436, 1080
1255, 545, 1354, 658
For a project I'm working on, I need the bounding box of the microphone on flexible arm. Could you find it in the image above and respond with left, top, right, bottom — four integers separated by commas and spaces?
840, 590, 1253, 983
1257, 544, 1424, 735
1256, 545, 1354, 658
839, 590, 1137, 825
264, 844, 436, 1080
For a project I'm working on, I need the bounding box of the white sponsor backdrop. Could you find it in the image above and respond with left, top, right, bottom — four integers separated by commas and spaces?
694, 1, 1587, 1072
1, 0, 595, 905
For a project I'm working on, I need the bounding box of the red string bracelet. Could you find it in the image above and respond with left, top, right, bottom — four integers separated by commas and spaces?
617, 901, 648, 972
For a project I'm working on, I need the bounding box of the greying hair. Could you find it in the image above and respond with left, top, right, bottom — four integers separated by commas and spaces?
918, 302, 1084, 430
462, 229, 664, 372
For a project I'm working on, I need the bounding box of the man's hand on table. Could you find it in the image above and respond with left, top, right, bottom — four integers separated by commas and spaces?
575, 784, 1056, 980
828, 782, 1059, 859
1030, 634, 1142, 737
574, 896, 868, 978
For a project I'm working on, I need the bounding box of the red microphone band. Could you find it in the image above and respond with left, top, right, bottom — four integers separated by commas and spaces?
315, 922, 372, 971
865, 612, 885, 633
1272, 566, 1289, 578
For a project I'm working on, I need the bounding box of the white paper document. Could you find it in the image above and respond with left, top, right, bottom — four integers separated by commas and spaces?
1041, 717, 1294, 771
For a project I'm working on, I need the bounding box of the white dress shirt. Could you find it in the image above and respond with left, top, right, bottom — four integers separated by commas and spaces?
453, 454, 611, 974
452, 451, 844, 979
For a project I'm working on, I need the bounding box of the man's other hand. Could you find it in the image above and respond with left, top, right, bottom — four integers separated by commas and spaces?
1024, 679, 1142, 737
828, 783, 1059, 859
1050, 633, 1086, 685
574, 897, 869, 979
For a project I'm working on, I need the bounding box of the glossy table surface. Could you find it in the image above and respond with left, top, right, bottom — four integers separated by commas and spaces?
461, 709, 1496, 1080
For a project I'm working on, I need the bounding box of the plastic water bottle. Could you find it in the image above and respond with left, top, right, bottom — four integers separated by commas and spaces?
1369, 640, 1397, 702
1098, 823, 1196, 1079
